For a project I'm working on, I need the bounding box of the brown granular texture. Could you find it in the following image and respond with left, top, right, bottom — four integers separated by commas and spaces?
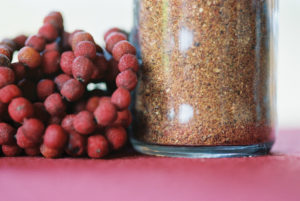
133, 0, 275, 146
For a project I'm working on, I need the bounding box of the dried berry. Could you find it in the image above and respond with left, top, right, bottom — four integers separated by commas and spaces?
103, 27, 124, 41
16, 127, 37, 148
72, 56, 94, 83
112, 40, 136, 61
1, 39, 17, 50
37, 79, 56, 100
54, 73, 72, 90
60, 79, 85, 102
43, 124, 67, 149
0, 46, 12, 60
105, 32, 127, 53
0, 84, 22, 104
2, 144, 22, 156
111, 109, 132, 128
65, 131, 86, 157
40, 143, 61, 158
61, 114, 75, 132
86, 96, 100, 112
43, 11, 64, 31
116, 69, 137, 91
13, 34, 27, 50
87, 135, 109, 158
18, 46, 42, 68
11, 62, 26, 81
118, 54, 139, 72
0, 122, 15, 145
73, 110, 96, 135
0, 54, 11, 67
94, 99, 117, 126
105, 126, 127, 150
71, 31, 94, 50
60, 51, 75, 75
8, 97, 34, 123
74, 41, 96, 59
22, 118, 44, 143
44, 41, 60, 52
93, 53, 108, 78
38, 23, 58, 42
25, 35, 46, 52
111, 87, 131, 110
41, 50, 60, 74
44, 93, 66, 116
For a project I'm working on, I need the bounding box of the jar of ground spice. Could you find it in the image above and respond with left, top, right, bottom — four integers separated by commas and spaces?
130, 0, 278, 157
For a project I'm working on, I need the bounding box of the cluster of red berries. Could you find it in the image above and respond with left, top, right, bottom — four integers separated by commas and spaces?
0, 11, 138, 158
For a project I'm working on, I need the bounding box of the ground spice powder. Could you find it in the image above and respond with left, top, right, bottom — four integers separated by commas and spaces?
133, 0, 275, 146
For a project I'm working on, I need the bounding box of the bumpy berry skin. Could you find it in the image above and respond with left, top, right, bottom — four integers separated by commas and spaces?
11, 62, 26, 82
103, 27, 123, 41
105, 32, 127, 53
0, 46, 12, 60
43, 124, 67, 149
71, 31, 94, 50
0, 122, 15, 145
86, 96, 100, 112
105, 126, 127, 150
111, 109, 132, 128
18, 46, 42, 68
74, 41, 96, 60
22, 118, 44, 143
65, 131, 86, 157
73, 110, 96, 135
87, 135, 109, 158
38, 23, 58, 42
2, 144, 22, 156
45, 41, 60, 52
94, 99, 117, 126
116, 69, 138, 91
112, 41, 136, 61
118, 54, 139, 72
54, 73, 72, 90
111, 87, 131, 110
61, 114, 75, 132
43, 11, 64, 31
25, 147, 40, 156
16, 127, 37, 148
44, 93, 66, 116
13, 34, 27, 50
8, 97, 34, 123
0, 84, 22, 104
72, 56, 94, 83
40, 143, 61, 158
25, 35, 46, 52
33, 102, 50, 124
0, 54, 10, 67
41, 50, 60, 74
60, 79, 85, 102
60, 51, 75, 75
37, 79, 55, 100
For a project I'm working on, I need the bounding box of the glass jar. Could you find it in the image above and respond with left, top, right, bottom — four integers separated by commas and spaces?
130, 0, 278, 158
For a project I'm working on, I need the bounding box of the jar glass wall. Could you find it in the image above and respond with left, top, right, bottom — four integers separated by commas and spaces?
130, 0, 278, 158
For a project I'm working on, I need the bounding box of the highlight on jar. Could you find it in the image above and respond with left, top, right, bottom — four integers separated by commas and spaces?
130, 0, 278, 158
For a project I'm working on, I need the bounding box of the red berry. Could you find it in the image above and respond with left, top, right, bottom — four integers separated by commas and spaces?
44, 41, 60, 52
2, 144, 22, 156
87, 135, 109, 158
54, 73, 72, 90
65, 131, 86, 157
73, 110, 96, 135
94, 99, 117, 126
13, 34, 27, 50
37, 79, 55, 100
0, 122, 15, 145
118, 54, 139, 72
1, 39, 17, 51
11, 62, 26, 81
25, 35, 46, 52
62, 31, 71, 51
0, 46, 12, 60
40, 143, 61, 158
8, 97, 34, 123
43, 124, 67, 149
38, 23, 58, 42
93, 53, 108, 78
60, 79, 85, 102
44, 93, 66, 116
112, 40, 136, 61
0, 84, 22, 104
16, 127, 37, 148
71, 31, 94, 51
61, 114, 75, 132
43, 11, 64, 31
72, 56, 94, 83
105, 32, 127, 53
22, 118, 44, 143
74, 41, 96, 59
25, 147, 40, 156
111, 87, 131, 110
116, 69, 137, 91
0, 54, 10, 67
111, 109, 132, 128
105, 126, 127, 150
60, 51, 75, 75
18, 46, 42, 68
48, 115, 63, 125
103, 27, 124, 41
86, 96, 100, 112
41, 50, 60, 74
33, 102, 50, 124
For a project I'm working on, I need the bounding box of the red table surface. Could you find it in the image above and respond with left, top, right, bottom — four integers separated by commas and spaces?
0, 129, 300, 201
